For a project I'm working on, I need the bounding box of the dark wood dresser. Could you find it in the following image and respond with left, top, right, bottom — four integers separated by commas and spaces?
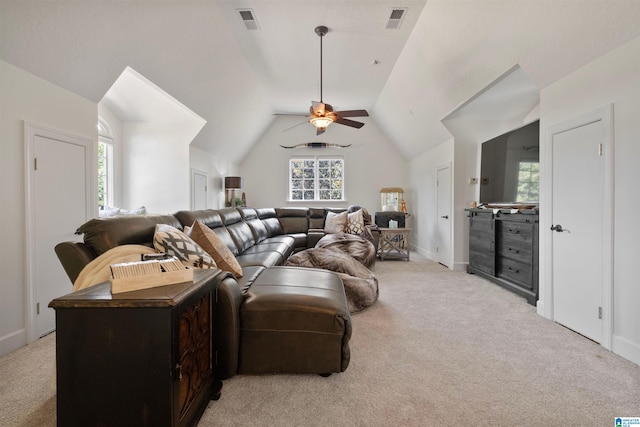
49, 269, 223, 427
467, 208, 539, 305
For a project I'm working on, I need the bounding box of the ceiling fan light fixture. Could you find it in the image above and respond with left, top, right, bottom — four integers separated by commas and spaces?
310, 116, 333, 130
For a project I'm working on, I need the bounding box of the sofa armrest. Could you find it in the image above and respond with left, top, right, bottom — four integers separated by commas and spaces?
214, 273, 244, 379
55, 242, 97, 284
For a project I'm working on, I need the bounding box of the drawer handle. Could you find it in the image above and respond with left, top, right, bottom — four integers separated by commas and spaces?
507, 266, 520, 273
507, 247, 520, 254
507, 228, 520, 234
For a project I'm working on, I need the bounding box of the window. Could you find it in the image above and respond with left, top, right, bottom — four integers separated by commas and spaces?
289, 157, 344, 201
516, 160, 539, 202
97, 119, 114, 210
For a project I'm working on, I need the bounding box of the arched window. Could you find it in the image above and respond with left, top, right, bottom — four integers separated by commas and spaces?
97, 118, 114, 211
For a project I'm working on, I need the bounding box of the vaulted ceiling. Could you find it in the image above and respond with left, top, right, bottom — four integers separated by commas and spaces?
1, 1, 639, 162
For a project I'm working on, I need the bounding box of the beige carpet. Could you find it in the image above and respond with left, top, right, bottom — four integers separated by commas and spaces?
1, 257, 638, 426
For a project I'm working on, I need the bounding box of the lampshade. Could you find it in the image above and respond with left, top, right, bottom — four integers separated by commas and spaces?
310, 116, 334, 130
224, 176, 243, 189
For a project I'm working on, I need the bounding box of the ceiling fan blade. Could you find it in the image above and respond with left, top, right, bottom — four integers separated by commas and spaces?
335, 109, 369, 117
335, 117, 365, 129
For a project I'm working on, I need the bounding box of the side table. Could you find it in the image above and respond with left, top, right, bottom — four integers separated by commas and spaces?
49, 268, 224, 427
378, 227, 412, 261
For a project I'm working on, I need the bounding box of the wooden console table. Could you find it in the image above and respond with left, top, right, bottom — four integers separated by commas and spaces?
49, 269, 223, 427
378, 227, 412, 261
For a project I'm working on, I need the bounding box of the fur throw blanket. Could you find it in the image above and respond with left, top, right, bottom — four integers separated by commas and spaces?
315, 232, 376, 269
73, 244, 157, 291
285, 248, 378, 313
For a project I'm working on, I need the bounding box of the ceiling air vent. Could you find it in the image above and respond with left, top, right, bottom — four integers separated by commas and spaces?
238, 9, 259, 30
385, 8, 407, 29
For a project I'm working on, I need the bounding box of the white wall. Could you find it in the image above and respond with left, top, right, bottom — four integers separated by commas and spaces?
539, 36, 640, 364
0, 60, 97, 356
239, 115, 408, 215
121, 122, 193, 214
408, 140, 454, 261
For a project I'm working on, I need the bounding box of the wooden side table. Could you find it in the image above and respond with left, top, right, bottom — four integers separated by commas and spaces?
378, 227, 412, 261
49, 269, 224, 427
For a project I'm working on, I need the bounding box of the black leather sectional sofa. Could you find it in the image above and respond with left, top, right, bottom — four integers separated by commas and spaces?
55, 206, 376, 378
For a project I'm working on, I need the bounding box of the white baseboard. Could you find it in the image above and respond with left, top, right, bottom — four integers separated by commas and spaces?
452, 261, 467, 272
0, 328, 27, 357
612, 335, 640, 366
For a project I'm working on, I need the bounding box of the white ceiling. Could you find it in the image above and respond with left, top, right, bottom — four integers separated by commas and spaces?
1, 1, 639, 162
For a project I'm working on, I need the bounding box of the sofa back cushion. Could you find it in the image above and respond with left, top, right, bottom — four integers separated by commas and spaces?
174, 209, 224, 230
308, 208, 326, 229
219, 208, 256, 253
77, 214, 181, 256
237, 207, 258, 221
276, 208, 309, 234
255, 208, 283, 237
246, 219, 268, 244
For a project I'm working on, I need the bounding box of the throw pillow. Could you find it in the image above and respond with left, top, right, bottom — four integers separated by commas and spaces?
346, 209, 365, 235
324, 210, 348, 234
188, 220, 243, 278
153, 224, 217, 269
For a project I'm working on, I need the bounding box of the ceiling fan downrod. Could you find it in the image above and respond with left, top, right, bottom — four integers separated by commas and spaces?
315, 26, 328, 103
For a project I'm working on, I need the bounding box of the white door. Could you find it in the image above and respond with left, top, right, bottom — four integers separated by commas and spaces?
191, 169, 208, 210
27, 124, 93, 339
551, 117, 608, 343
436, 165, 452, 267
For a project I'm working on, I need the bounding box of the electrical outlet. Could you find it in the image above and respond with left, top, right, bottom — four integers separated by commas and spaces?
469, 177, 478, 184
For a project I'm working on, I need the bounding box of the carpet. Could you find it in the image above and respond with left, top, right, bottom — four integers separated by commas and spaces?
1, 256, 639, 426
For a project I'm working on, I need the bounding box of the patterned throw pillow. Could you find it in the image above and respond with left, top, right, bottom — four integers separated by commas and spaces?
346, 209, 365, 235
153, 224, 217, 269
187, 220, 243, 278
324, 211, 348, 233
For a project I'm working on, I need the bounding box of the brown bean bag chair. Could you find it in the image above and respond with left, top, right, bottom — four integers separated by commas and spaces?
285, 248, 378, 313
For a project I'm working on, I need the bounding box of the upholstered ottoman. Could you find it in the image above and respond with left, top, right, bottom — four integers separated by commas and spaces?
238, 266, 352, 375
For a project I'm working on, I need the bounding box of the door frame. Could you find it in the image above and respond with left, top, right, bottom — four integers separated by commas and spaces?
541, 105, 613, 350
24, 121, 95, 342
435, 162, 453, 269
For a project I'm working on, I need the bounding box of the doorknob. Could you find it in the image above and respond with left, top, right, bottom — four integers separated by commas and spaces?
551, 224, 570, 233
440, 215, 449, 219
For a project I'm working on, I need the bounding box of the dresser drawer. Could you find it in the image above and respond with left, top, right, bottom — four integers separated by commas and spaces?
497, 257, 533, 290
497, 237, 533, 263
498, 221, 534, 242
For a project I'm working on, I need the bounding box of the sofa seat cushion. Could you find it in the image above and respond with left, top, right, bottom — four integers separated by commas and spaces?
236, 265, 266, 293
235, 251, 284, 268
286, 232, 309, 252
261, 235, 295, 245
241, 242, 294, 260
239, 266, 351, 374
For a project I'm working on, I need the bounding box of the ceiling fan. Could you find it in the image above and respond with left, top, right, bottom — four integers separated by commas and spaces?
276, 25, 369, 136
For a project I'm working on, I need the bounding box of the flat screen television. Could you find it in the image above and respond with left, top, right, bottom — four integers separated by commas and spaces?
479, 120, 539, 206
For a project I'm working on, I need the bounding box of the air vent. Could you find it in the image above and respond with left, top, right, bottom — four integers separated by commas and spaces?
238, 9, 259, 30
385, 8, 407, 29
